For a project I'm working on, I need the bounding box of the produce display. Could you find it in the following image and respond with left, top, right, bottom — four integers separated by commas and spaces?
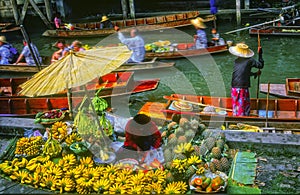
0, 115, 238, 194
144, 40, 173, 53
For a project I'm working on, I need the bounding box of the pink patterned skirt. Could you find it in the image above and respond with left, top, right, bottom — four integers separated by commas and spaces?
231, 88, 250, 116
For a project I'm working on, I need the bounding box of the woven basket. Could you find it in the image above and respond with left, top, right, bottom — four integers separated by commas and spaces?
38, 110, 66, 125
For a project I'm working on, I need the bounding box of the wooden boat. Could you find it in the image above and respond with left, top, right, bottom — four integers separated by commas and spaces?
114, 57, 175, 71
249, 25, 300, 36
138, 94, 300, 127
0, 57, 175, 77
42, 11, 207, 38
286, 78, 300, 96
260, 83, 300, 99
0, 72, 159, 117
145, 44, 228, 59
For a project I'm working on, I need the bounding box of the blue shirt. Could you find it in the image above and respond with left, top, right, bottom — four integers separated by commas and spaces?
195, 29, 208, 49
21, 44, 42, 65
117, 32, 145, 63
0, 44, 11, 64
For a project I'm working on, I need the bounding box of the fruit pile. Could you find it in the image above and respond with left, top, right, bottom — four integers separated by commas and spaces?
191, 173, 226, 192
15, 136, 44, 157
34, 109, 65, 124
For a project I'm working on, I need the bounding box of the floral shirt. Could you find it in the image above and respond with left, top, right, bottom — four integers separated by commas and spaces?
21, 44, 42, 65
195, 29, 208, 49
0, 44, 10, 64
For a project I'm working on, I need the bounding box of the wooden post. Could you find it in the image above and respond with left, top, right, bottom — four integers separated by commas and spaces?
129, 0, 135, 19
236, 0, 241, 26
245, 0, 250, 9
55, 0, 65, 18
19, 0, 29, 25
28, 0, 53, 29
121, 0, 128, 20
9, 0, 19, 24
44, 0, 52, 22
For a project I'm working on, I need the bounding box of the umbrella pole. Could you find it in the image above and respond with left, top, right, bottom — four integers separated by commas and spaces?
67, 88, 73, 120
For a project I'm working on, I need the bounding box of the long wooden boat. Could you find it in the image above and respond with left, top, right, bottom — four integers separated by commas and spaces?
0, 72, 159, 117
249, 25, 300, 36
260, 83, 300, 99
138, 94, 300, 128
0, 57, 175, 78
42, 11, 207, 38
145, 44, 228, 59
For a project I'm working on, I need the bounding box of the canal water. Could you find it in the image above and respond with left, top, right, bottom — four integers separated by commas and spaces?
6, 18, 300, 118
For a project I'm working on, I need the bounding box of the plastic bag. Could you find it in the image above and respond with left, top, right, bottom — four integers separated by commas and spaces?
142, 147, 164, 165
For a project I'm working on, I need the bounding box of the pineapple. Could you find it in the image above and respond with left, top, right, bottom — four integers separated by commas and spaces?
199, 144, 209, 156
185, 129, 196, 141
211, 146, 222, 159
209, 162, 216, 173
179, 117, 189, 129
212, 158, 222, 171
168, 133, 176, 140
177, 136, 187, 144
164, 149, 174, 162
175, 127, 185, 137
220, 157, 230, 171
174, 153, 187, 160
204, 137, 216, 151
168, 137, 177, 146
186, 165, 197, 178
216, 139, 225, 151
166, 171, 175, 183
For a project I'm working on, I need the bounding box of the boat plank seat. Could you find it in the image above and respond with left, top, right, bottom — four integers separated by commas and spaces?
145, 17, 157, 25
166, 15, 176, 22
156, 16, 167, 23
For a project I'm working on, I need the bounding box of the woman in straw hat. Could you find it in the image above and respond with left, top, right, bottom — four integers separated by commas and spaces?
191, 17, 208, 49
229, 43, 264, 116
100, 15, 113, 29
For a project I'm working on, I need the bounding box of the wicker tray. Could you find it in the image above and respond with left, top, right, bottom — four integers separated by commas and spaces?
35, 110, 66, 125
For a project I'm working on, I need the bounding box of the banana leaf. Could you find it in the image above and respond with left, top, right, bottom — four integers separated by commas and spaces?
227, 151, 261, 194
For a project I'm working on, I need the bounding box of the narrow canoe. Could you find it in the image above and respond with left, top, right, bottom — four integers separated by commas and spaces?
260, 83, 300, 99
42, 11, 210, 38
138, 94, 300, 127
0, 72, 160, 117
145, 44, 228, 59
0, 57, 175, 77
249, 25, 300, 36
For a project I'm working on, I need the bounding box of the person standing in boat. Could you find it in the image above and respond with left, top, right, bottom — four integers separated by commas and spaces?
54, 12, 63, 29
114, 26, 145, 63
100, 15, 113, 29
229, 43, 264, 116
14, 40, 42, 65
191, 17, 208, 49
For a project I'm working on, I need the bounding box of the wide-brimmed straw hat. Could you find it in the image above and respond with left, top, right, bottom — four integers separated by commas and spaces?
0, 36, 8, 43
229, 43, 254, 58
101, 16, 109, 22
191, 17, 207, 29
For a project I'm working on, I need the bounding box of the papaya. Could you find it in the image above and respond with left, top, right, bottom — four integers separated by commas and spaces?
206, 184, 213, 193
193, 177, 203, 186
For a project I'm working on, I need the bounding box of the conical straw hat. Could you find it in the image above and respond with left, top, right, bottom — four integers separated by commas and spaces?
229, 43, 254, 58
191, 17, 207, 29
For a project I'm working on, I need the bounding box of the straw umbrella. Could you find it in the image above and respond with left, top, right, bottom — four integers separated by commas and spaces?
18, 45, 132, 118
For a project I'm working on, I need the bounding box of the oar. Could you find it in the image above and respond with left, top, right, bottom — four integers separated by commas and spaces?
163, 95, 232, 111
265, 82, 270, 128
256, 30, 261, 99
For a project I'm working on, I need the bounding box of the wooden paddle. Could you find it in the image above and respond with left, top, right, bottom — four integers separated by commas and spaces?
256, 30, 261, 99
163, 95, 232, 112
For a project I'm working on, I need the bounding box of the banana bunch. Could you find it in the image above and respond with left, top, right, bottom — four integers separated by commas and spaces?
91, 95, 108, 115
15, 136, 44, 156
65, 132, 82, 146
196, 167, 205, 175
51, 121, 68, 141
99, 114, 114, 136
99, 150, 109, 161
43, 136, 62, 157
74, 109, 98, 136
229, 123, 263, 132
174, 142, 194, 154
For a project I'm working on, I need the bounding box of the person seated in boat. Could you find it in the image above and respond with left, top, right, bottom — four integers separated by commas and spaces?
14, 40, 42, 66
100, 15, 113, 29
114, 26, 145, 63
54, 12, 63, 29
115, 113, 162, 162
191, 17, 208, 49
209, 28, 225, 46
51, 39, 68, 63
62, 40, 85, 56
0, 35, 19, 64
229, 43, 264, 116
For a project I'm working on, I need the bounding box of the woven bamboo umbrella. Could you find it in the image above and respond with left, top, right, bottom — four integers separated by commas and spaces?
18, 45, 132, 118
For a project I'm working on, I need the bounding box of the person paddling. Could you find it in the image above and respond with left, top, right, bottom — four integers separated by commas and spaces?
229, 43, 264, 116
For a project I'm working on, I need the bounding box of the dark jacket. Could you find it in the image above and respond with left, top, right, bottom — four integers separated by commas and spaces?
231, 57, 264, 88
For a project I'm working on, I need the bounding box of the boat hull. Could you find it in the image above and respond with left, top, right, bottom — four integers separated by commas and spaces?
145, 44, 228, 59
42, 11, 203, 38
249, 26, 300, 36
